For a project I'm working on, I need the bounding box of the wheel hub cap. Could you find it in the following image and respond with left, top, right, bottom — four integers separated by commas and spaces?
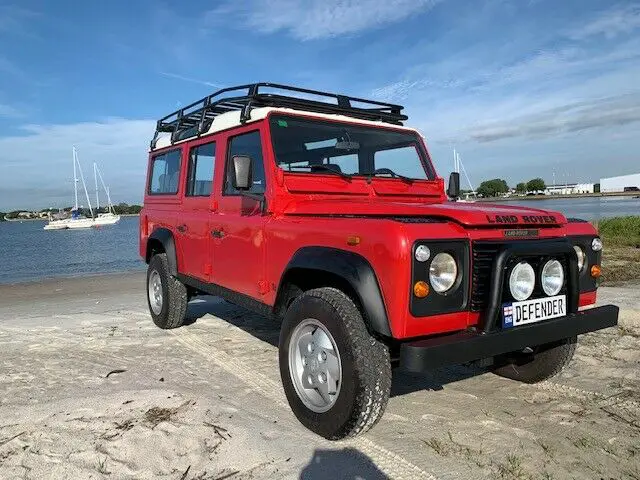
288, 319, 342, 413
148, 270, 163, 315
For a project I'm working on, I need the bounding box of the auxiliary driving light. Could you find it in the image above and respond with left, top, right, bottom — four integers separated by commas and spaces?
541, 259, 564, 296
509, 262, 535, 301
429, 253, 458, 293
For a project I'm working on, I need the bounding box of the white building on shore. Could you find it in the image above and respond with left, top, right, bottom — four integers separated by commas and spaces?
545, 183, 595, 195
600, 173, 640, 193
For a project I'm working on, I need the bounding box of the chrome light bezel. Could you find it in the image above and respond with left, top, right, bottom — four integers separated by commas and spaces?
573, 245, 586, 272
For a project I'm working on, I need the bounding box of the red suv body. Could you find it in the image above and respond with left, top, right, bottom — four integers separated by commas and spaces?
140, 83, 618, 439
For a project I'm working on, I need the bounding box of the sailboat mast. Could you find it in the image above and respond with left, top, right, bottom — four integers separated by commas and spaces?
94, 163, 100, 210
73, 147, 79, 210
95, 164, 115, 214
75, 149, 94, 218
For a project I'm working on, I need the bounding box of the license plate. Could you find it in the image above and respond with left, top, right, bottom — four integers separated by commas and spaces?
502, 295, 566, 328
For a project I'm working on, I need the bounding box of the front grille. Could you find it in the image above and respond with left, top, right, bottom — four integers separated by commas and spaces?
471, 243, 499, 311
471, 242, 569, 312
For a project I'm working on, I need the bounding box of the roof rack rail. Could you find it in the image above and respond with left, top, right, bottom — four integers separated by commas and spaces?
150, 82, 407, 149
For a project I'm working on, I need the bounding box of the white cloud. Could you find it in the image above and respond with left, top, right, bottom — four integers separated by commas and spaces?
0, 5, 38, 37
213, 0, 441, 40
0, 103, 21, 118
0, 118, 154, 210
568, 4, 640, 40
159, 72, 222, 88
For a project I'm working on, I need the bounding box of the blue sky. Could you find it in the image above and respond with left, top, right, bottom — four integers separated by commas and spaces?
0, 0, 639, 209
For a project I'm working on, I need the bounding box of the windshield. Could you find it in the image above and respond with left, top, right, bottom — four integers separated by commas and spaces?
269, 115, 434, 180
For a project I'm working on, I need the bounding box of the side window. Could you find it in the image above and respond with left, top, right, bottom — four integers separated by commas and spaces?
224, 131, 266, 195
149, 149, 182, 194
186, 142, 216, 196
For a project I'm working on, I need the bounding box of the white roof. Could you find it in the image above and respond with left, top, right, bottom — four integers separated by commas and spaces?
152, 107, 419, 151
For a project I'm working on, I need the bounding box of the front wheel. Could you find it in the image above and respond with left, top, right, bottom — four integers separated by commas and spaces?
279, 287, 391, 440
147, 253, 188, 329
492, 336, 577, 383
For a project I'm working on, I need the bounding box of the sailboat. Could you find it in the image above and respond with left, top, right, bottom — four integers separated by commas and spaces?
44, 147, 96, 230
44, 148, 120, 230
93, 163, 121, 227
452, 149, 476, 203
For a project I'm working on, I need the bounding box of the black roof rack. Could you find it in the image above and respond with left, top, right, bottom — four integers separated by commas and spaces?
151, 82, 407, 149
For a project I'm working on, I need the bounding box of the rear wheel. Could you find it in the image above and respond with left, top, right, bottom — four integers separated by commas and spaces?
147, 253, 188, 329
279, 287, 391, 440
492, 336, 577, 383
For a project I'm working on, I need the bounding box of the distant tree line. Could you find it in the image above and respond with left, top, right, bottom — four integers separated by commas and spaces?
476, 178, 546, 198
1, 203, 142, 220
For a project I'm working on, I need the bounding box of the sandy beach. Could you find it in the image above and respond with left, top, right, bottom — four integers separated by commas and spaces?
0, 273, 638, 479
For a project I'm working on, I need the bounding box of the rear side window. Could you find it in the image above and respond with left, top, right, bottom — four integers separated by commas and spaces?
149, 149, 181, 194
186, 142, 216, 196
224, 131, 266, 195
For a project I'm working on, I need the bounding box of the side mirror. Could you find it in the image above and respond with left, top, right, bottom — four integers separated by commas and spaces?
231, 155, 252, 190
447, 172, 460, 199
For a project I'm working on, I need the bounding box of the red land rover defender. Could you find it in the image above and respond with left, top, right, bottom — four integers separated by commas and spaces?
140, 83, 618, 440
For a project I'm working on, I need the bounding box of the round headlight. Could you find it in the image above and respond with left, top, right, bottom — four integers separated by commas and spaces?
592, 237, 603, 252
573, 245, 586, 272
415, 245, 431, 263
541, 259, 564, 296
509, 262, 535, 301
429, 253, 458, 293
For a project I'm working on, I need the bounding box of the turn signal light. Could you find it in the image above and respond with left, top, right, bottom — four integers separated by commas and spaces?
413, 281, 430, 298
346, 235, 361, 246
590, 265, 601, 278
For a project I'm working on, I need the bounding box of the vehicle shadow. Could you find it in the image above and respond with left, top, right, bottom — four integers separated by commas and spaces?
299, 448, 388, 480
184, 296, 486, 397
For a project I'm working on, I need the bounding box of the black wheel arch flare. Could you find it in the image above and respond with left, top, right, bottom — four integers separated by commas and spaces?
147, 228, 178, 276
278, 247, 392, 338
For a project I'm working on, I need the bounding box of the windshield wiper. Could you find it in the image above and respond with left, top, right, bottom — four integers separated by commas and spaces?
368, 168, 414, 184
286, 164, 352, 180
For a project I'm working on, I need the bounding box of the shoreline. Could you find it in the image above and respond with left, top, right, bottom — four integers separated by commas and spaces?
480, 191, 640, 202
2, 213, 140, 222
0, 266, 145, 288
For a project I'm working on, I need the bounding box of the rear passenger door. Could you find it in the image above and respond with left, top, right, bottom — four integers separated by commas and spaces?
178, 140, 216, 282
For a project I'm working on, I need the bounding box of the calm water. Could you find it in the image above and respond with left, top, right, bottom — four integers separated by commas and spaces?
0, 216, 144, 285
498, 195, 640, 220
0, 196, 637, 284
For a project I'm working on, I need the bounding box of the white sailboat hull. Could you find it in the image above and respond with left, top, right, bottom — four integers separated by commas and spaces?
94, 213, 121, 226
44, 214, 121, 230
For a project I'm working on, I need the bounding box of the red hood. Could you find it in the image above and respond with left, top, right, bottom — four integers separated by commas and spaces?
282, 199, 567, 227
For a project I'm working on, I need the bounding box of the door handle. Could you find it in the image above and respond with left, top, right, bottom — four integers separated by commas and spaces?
176, 224, 187, 233
211, 229, 225, 238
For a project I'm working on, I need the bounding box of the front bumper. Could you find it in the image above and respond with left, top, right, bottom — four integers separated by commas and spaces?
399, 304, 618, 372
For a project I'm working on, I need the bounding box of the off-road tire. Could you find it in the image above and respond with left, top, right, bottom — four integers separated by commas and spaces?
492, 336, 577, 384
147, 253, 188, 329
279, 287, 392, 440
